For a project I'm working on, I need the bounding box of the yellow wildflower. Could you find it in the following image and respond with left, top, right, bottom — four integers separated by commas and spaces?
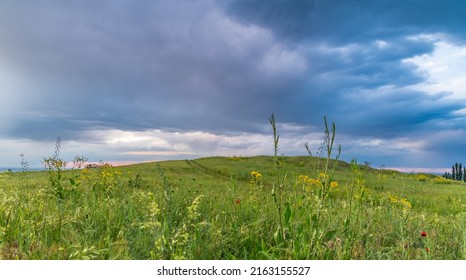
250, 171, 262, 180
387, 194, 412, 210
298, 175, 310, 183
308, 178, 321, 186
318, 172, 329, 182
388, 194, 398, 204
400, 198, 412, 209
416, 174, 428, 182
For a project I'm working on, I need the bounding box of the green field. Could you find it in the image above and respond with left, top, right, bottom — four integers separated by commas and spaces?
1, 154, 466, 260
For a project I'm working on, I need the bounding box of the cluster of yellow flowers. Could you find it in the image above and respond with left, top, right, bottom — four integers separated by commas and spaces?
387, 194, 412, 209
297, 174, 310, 183
98, 163, 122, 179
250, 171, 263, 186
318, 172, 329, 183
298, 173, 338, 191
249, 170, 263, 190
298, 175, 320, 190
43, 158, 67, 170
434, 176, 452, 184
416, 174, 429, 182
250, 171, 262, 180
78, 162, 123, 191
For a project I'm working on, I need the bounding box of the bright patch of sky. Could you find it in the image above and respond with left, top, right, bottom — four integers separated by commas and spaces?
404, 35, 466, 100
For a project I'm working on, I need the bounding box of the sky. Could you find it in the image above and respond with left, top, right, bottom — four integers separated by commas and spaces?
1, 0, 466, 173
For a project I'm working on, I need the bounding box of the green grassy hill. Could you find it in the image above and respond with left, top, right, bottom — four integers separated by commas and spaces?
1, 155, 466, 259
125, 156, 466, 216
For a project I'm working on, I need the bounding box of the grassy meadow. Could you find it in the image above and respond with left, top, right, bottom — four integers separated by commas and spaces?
1, 119, 466, 260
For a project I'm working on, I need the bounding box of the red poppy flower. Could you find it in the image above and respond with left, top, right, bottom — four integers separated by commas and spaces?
421, 231, 427, 237
235, 199, 240, 205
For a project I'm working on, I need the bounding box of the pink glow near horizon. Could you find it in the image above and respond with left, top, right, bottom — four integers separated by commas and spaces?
387, 167, 449, 174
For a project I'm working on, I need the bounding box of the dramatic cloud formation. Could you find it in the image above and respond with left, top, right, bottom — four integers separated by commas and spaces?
1, 0, 466, 172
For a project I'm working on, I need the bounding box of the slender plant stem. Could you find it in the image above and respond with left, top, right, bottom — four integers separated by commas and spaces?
269, 113, 285, 241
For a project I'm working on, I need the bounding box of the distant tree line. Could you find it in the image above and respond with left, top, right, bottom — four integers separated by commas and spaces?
443, 163, 466, 182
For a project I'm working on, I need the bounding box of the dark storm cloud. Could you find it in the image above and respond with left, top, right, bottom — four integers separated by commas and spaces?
334, 89, 464, 137
227, 0, 466, 44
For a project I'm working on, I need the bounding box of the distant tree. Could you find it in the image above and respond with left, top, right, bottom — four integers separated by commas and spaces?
459, 163, 463, 181
449, 163, 465, 181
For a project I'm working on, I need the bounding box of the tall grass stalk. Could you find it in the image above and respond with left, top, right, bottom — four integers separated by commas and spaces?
269, 113, 285, 242
316, 117, 341, 222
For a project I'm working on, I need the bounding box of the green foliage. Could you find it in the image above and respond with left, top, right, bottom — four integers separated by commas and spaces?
42, 137, 67, 201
